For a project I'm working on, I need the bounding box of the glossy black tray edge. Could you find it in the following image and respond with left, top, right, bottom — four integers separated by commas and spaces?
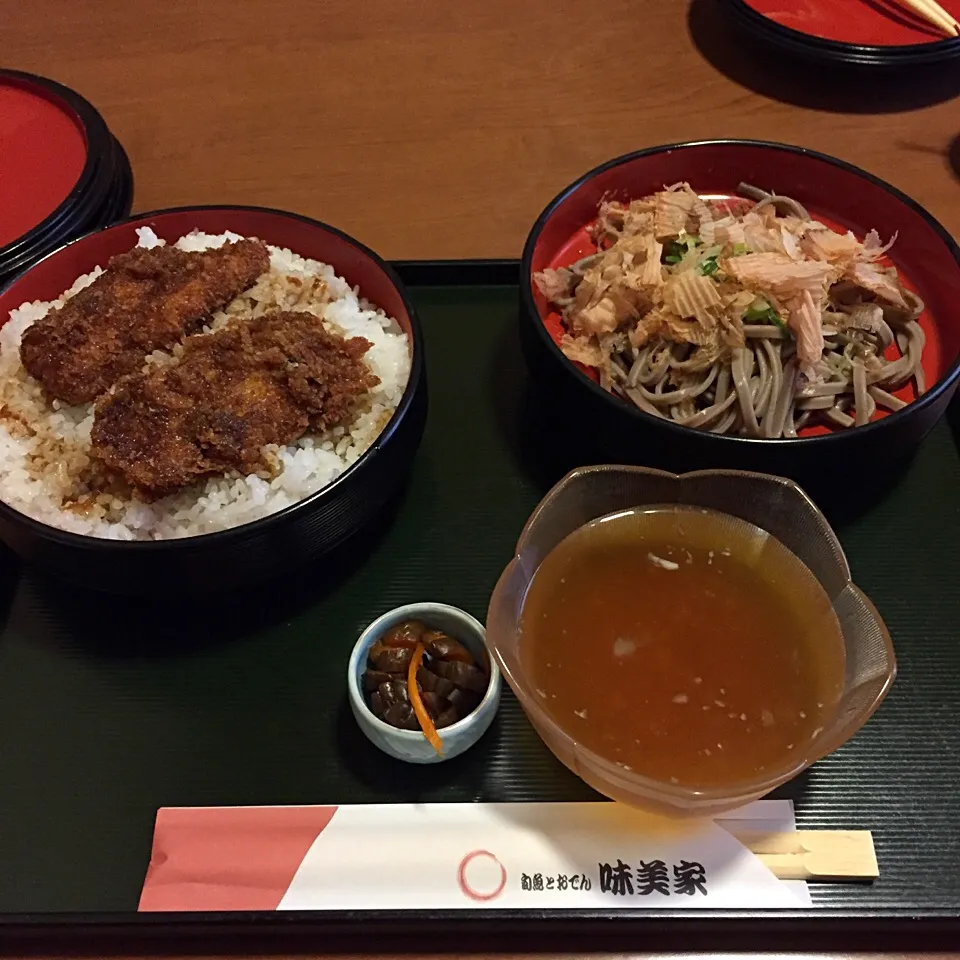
4, 909, 960, 952
2, 257, 958, 951
391, 258, 519, 286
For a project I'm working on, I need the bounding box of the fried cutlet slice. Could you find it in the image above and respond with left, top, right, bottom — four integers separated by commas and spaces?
20, 238, 270, 405
90, 310, 380, 497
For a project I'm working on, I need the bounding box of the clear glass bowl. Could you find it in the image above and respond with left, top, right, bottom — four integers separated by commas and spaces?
485, 465, 896, 818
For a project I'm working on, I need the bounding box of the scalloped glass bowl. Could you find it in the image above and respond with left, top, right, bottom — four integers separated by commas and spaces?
486, 465, 896, 818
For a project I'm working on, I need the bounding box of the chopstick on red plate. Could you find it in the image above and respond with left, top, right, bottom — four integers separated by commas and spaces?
890, 0, 960, 36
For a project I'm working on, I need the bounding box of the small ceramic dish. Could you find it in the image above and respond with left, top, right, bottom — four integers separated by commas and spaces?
347, 602, 501, 764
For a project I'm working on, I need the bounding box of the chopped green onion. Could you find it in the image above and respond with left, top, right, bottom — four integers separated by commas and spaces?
662, 235, 701, 265
699, 256, 720, 276
743, 303, 780, 323
744, 305, 780, 324
732, 242, 749, 257
662, 241, 686, 264
744, 300, 790, 335
744, 299, 774, 321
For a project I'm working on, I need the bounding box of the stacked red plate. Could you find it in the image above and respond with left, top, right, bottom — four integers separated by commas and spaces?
0, 70, 132, 287
721, 0, 960, 66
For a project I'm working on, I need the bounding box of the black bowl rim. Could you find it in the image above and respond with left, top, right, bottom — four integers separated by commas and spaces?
0, 69, 113, 264
0, 204, 424, 552
519, 138, 960, 452
719, 0, 960, 66
102, 136, 135, 225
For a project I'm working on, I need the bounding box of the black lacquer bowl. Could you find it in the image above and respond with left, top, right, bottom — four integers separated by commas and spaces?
519, 140, 960, 493
0, 207, 427, 593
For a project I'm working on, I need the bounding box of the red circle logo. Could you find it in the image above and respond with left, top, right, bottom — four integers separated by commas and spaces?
457, 850, 507, 901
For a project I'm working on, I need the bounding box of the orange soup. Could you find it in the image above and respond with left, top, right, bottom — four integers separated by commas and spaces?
520, 505, 845, 788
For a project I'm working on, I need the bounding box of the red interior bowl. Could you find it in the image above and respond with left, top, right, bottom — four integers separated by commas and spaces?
519, 141, 960, 483
0, 207, 427, 593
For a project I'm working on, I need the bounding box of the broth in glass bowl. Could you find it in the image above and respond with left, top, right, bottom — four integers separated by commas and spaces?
486, 465, 895, 817
520, 504, 845, 790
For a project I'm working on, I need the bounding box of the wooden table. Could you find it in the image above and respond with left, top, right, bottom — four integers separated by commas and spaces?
2, 0, 959, 956
4, 0, 958, 261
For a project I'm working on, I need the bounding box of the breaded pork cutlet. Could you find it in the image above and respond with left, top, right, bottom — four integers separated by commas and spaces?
90, 310, 380, 497
20, 239, 270, 405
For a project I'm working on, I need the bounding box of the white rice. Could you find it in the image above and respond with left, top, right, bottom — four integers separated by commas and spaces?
0, 229, 411, 540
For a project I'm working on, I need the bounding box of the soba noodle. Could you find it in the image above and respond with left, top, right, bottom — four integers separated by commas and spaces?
535, 182, 926, 438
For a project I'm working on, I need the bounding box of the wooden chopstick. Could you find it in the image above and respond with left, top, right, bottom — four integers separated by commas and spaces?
725, 827, 879, 882
899, 0, 959, 34
892, 0, 960, 37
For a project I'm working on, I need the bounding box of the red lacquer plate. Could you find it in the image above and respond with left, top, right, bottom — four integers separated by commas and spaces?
721, 0, 960, 65
519, 140, 960, 480
0, 74, 90, 249
0, 70, 133, 286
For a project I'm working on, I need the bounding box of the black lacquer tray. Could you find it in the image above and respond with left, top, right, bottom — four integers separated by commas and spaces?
1, 262, 959, 951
